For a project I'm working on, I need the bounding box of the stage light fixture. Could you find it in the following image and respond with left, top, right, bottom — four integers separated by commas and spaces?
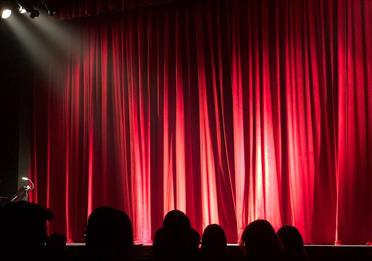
29, 8, 39, 18
18, 5, 26, 14
0, 0, 55, 19
1, 8, 11, 19
40, 0, 55, 16
47, 8, 56, 16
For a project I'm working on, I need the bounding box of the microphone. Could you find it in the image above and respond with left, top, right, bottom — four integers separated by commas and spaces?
21, 177, 35, 191
10, 177, 35, 202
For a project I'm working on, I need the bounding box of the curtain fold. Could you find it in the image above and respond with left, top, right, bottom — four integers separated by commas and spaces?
30, 0, 372, 244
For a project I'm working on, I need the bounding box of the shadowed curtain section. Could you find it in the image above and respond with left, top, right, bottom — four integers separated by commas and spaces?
29, 0, 372, 244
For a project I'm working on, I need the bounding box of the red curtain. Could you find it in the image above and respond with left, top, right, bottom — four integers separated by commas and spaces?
30, 0, 372, 244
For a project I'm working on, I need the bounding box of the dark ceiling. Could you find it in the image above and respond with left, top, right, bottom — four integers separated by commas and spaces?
45, 0, 182, 19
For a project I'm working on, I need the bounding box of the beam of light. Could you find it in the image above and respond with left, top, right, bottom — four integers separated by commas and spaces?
30, 14, 85, 57
5, 15, 63, 77
2, 9, 12, 19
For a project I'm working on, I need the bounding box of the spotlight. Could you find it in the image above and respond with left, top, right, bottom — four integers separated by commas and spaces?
0, 1, 55, 19
21, 177, 30, 181
18, 5, 26, 14
29, 8, 39, 18
47, 8, 56, 16
1, 8, 11, 19
40, 0, 55, 16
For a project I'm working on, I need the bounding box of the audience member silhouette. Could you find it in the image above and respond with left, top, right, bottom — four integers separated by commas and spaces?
241, 220, 284, 261
0, 202, 315, 261
277, 226, 309, 261
152, 210, 199, 261
0, 201, 53, 260
84, 207, 133, 261
201, 224, 228, 261
45, 233, 67, 261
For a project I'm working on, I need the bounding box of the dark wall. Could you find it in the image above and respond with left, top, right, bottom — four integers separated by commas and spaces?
0, 21, 24, 198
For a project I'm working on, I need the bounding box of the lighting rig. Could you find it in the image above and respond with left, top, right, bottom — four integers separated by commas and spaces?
0, 0, 56, 19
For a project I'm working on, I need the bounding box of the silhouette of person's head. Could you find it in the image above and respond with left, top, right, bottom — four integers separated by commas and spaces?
277, 226, 308, 261
162, 210, 192, 250
201, 224, 227, 259
241, 220, 283, 260
85, 207, 133, 260
0, 201, 53, 259
163, 209, 191, 231
153, 210, 197, 261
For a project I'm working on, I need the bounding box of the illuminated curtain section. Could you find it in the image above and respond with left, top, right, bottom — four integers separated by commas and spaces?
30, 0, 372, 244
